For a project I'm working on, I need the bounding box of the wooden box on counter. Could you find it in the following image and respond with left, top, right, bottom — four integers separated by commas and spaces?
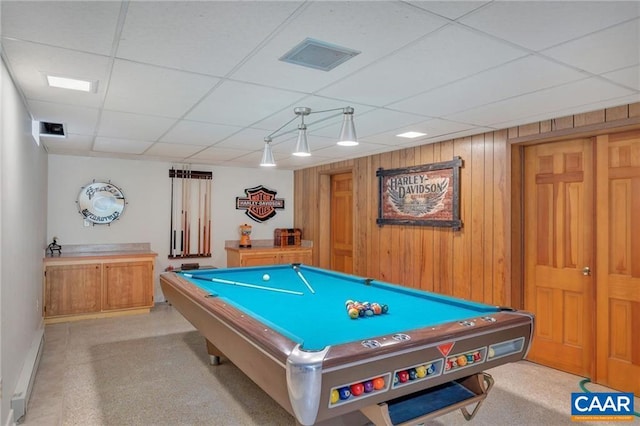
273, 228, 302, 247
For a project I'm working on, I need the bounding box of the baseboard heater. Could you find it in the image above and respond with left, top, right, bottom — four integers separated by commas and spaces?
11, 328, 44, 423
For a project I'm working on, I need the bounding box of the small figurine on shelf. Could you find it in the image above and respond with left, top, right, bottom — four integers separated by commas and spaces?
239, 224, 252, 248
47, 236, 62, 256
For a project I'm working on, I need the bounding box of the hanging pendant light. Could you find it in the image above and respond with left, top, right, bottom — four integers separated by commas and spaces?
260, 138, 276, 167
337, 107, 357, 146
293, 124, 311, 157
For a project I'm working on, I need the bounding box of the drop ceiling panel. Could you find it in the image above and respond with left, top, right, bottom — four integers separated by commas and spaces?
185, 81, 307, 127
93, 137, 154, 155
97, 111, 176, 141
603, 65, 640, 90
42, 134, 95, 153
116, 1, 303, 76
542, 19, 640, 75
316, 25, 528, 106
390, 55, 588, 118
459, 1, 640, 51
103, 60, 220, 118
2, 40, 110, 108
160, 121, 243, 146
231, 1, 449, 92
210, 127, 270, 150
188, 146, 252, 162
407, 1, 491, 21
144, 142, 205, 158
1, 1, 122, 55
447, 78, 635, 127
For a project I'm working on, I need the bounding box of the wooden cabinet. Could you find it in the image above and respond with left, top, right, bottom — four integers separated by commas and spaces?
225, 245, 313, 267
44, 247, 156, 323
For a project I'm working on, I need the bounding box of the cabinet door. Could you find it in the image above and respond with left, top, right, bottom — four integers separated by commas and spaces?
45, 264, 101, 317
279, 250, 312, 265
241, 253, 278, 266
103, 261, 153, 310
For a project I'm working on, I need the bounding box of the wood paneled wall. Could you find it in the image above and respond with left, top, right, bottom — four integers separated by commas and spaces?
294, 102, 640, 309
294, 130, 511, 307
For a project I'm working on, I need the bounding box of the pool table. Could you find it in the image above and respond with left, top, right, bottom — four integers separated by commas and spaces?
160, 264, 534, 425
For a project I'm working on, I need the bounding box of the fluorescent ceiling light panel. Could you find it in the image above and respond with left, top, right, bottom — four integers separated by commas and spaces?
46, 75, 94, 92
396, 131, 427, 138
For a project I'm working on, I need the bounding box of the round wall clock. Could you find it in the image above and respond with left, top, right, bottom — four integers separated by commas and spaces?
77, 181, 126, 225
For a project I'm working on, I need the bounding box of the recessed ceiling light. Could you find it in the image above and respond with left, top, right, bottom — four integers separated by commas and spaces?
46, 75, 95, 92
396, 131, 427, 139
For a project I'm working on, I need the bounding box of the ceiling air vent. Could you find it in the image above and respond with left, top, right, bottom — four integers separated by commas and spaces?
39, 122, 66, 138
279, 38, 360, 72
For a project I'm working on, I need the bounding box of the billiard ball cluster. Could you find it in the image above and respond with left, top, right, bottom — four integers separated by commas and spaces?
444, 350, 482, 371
345, 300, 389, 319
393, 364, 435, 386
330, 376, 386, 404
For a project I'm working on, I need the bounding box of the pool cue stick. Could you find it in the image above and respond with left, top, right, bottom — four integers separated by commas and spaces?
292, 264, 315, 294
185, 166, 191, 255
170, 170, 175, 257
180, 167, 185, 256
205, 177, 211, 255
198, 178, 202, 256
183, 274, 303, 296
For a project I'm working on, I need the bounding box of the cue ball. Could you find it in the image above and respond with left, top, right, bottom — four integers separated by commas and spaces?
262, 274, 270, 281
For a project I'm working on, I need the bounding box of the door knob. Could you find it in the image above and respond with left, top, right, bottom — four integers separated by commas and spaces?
582, 266, 591, 276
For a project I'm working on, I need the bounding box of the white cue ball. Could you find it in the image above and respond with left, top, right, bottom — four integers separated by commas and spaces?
262, 274, 270, 281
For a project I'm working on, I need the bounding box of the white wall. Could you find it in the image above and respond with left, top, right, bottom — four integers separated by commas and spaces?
47, 155, 294, 300
1, 58, 48, 425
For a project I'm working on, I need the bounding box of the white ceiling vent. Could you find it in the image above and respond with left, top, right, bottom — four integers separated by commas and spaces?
279, 38, 360, 72
39, 122, 66, 138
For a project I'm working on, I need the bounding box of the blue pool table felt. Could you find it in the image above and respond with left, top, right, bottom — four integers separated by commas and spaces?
180, 264, 498, 351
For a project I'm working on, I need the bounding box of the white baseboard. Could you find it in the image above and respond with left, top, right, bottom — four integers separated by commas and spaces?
4, 409, 15, 426
10, 327, 44, 423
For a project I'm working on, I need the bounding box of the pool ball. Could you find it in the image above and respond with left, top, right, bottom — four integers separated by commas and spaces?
365, 309, 374, 317
488, 348, 495, 358
372, 377, 385, 390
262, 274, 270, 281
345, 299, 354, 307
338, 387, 351, 400
363, 380, 374, 393
397, 370, 409, 383
426, 364, 435, 375
371, 304, 382, 315
348, 308, 359, 319
457, 355, 467, 366
415, 365, 427, 378
408, 368, 418, 380
330, 389, 340, 404
381, 304, 389, 314
350, 383, 364, 397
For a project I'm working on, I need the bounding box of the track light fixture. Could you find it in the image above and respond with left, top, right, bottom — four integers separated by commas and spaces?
260, 106, 357, 167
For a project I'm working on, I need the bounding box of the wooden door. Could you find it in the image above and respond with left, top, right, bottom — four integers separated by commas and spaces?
330, 173, 353, 273
596, 131, 640, 396
524, 139, 594, 377
45, 263, 101, 316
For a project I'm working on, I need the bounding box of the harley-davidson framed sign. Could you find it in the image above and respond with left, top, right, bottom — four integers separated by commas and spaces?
376, 157, 462, 230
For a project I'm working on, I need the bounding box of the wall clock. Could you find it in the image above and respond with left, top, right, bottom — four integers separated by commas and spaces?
77, 181, 126, 225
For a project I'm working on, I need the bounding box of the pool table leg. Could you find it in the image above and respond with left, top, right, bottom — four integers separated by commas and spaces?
206, 339, 223, 365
